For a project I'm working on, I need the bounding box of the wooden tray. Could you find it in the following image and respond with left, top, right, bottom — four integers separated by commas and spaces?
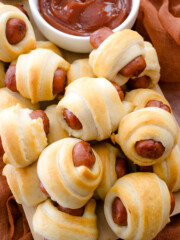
2, 1, 180, 239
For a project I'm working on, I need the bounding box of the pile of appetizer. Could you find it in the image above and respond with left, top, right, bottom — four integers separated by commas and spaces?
0, 3, 179, 240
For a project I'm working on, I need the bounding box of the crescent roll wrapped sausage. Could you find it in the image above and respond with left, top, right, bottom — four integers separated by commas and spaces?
115, 107, 178, 166
89, 29, 146, 86
0, 4, 36, 62
153, 145, 180, 192
67, 58, 95, 85
56, 77, 126, 141
0, 105, 48, 168
0, 87, 39, 110
104, 172, 172, 240
5, 48, 70, 103
33, 199, 98, 240
45, 104, 68, 144
93, 142, 128, 200
125, 88, 171, 113
38, 138, 103, 209
3, 162, 47, 206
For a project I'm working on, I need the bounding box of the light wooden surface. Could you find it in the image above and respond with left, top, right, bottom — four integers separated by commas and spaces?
1, 1, 180, 239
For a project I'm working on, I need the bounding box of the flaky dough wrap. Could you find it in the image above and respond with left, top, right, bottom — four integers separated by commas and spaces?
89, 29, 145, 86
45, 104, 68, 144
153, 145, 180, 192
37, 138, 103, 209
0, 4, 36, 62
104, 172, 171, 240
0, 87, 39, 110
0, 105, 48, 168
115, 107, 178, 166
16, 48, 70, 103
3, 162, 47, 206
67, 58, 95, 85
33, 199, 98, 240
56, 77, 126, 141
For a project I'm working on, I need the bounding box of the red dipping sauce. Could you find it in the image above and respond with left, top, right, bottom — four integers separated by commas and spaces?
38, 0, 132, 36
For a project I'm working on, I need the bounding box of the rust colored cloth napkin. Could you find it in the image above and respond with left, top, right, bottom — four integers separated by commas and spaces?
0, 158, 33, 240
135, 0, 180, 83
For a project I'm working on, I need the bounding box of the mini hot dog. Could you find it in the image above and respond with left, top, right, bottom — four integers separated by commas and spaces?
6, 18, 26, 45
29, 110, 50, 135
135, 139, 165, 159
115, 157, 128, 178
63, 109, 82, 130
112, 197, 127, 226
127, 75, 150, 89
145, 100, 171, 113
56, 203, 84, 216
72, 141, 95, 168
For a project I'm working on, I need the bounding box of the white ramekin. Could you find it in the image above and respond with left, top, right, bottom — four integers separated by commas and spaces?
29, 0, 140, 53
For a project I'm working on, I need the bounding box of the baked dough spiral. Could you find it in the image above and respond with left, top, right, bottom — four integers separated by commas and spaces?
89, 29, 145, 86
37, 138, 103, 208
56, 77, 126, 141
45, 104, 68, 144
125, 88, 171, 111
104, 172, 171, 240
0, 104, 48, 168
16, 48, 70, 103
33, 198, 98, 240
0, 4, 36, 62
153, 145, 180, 192
3, 162, 47, 206
115, 107, 178, 166
67, 58, 95, 85
0, 87, 39, 110
93, 142, 126, 200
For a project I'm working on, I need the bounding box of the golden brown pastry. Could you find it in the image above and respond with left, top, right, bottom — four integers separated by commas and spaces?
115, 107, 178, 166
125, 88, 171, 112
0, 4, 36, 62
67, 58, 95, 85
36, 40, 63, 56
37, 138, 103, 208
45, 104, 68, 144
0, 61, 5, 88
3, 162, 47, 206
33, 199, 98, 240
89, 29, 145, 86
0, 105, 48, 168
0, 87, 39, 110
15, 48, 70, 103
153, 145, 180, 192
56, 77, 126, 141
93, 142, 128, 200
104, 172, 172, 240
